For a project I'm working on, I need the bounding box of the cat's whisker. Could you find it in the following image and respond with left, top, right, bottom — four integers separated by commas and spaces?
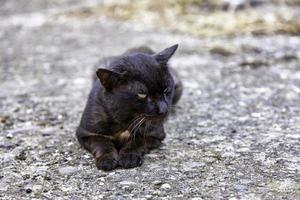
127, 116, 144, 131
130, 117, 144, 135
136, 118, 145, 132
129, 117, 143, 133
128, 116, 142, 129
131, 117, 145, 143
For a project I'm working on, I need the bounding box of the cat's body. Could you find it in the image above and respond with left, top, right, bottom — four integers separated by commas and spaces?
76, 45, 182, 170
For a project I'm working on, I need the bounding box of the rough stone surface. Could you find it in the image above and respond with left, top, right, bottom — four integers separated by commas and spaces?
0, 0, 300, 199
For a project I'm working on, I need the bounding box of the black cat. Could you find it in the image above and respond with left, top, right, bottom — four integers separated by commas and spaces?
76, 44, 182, 170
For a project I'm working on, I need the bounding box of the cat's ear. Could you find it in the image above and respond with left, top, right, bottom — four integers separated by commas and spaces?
154, 44, 178, 65
96, 68, 123, 90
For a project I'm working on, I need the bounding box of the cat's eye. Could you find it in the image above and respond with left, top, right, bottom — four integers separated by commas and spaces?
137, 93, 147, 99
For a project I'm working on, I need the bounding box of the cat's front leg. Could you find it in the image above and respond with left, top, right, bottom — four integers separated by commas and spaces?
85, 135, 118, 171
118, 137, 146, 169
76, 127, 118, 171
117, 125, 166, 168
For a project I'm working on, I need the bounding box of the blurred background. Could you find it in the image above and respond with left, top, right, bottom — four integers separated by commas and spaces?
64, 0, 300, 36
0, 0, 300, 199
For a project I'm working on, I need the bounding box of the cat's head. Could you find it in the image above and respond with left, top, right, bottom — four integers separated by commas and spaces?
96, 44, 178, 124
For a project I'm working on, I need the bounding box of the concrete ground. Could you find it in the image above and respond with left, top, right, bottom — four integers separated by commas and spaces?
0, 0, 299, 199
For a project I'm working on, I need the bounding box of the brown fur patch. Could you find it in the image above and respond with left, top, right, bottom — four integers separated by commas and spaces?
102, 130, 130, 142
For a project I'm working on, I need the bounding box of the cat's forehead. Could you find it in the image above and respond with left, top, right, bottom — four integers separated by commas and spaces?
116, 54, 167, 76
129, 54, 168, 82
113, 53, 171, 91
118, 80, 147, 92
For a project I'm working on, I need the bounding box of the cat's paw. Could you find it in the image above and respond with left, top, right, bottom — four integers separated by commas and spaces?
96, 154, 118, 171
118, 152, 144, 169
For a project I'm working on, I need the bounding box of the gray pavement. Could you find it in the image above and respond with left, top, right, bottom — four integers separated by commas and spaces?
0, 1, 299, 199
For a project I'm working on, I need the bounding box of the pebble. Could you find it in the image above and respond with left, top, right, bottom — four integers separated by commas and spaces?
160, 183, 171, 190
153, 180, 162, 185
58, 166, 79, 175
0, 183, 9, 192
15, 151, 27, 161
6, 133, 13, 139
25, 188, 32, 193
119, 181, 135, 185
32, 185, 43, 191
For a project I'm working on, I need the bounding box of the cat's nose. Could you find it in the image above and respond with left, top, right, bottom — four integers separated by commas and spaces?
157, 101, 168, 116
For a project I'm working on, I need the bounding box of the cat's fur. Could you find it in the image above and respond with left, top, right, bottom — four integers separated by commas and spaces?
76, 44, 182, 170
